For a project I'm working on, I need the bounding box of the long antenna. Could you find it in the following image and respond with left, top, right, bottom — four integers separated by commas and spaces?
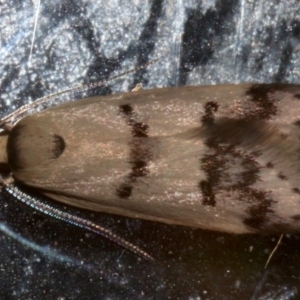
0, 59, 159, 127
29, 0, 41, 63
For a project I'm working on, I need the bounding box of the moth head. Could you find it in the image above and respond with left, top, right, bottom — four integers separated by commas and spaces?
0, 116, 65, 184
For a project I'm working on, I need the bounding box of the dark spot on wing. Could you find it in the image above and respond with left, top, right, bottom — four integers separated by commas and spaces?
243, 193, 274, 230
201, 101, 219, 126
199, 117, 276, 227
119, 104, 132, 115
199, 180, 215, 206
292, 188, 300, 195
292, 214, 300, 221
278, 172, 288, 180
117, 185, 132, 198
245, 84, 284, 120
266, 162, 274, 168
293, 120, 300, 127
294, 93, 300, 99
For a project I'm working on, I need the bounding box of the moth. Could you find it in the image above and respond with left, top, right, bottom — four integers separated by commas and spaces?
1, 83, 300, 259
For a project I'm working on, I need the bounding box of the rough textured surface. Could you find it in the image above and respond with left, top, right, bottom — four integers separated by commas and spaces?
1, 1, 300, 299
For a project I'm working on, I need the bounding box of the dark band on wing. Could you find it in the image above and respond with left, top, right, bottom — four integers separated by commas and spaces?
117, 104, 151, 199
199, 101, 219, 206
200, 132, 275, 229
199, 99, 276, 228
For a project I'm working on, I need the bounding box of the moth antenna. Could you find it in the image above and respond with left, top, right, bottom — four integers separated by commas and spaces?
0, 58, 158, 128
3, 183, 154, 261
28, 0, 41, 63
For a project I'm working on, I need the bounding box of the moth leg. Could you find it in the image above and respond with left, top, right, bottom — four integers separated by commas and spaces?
3, 184, 154, 261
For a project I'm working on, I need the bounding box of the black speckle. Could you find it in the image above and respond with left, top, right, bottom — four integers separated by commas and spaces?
292, 188, 300, 195
278, 172, 288, 180
294, 93, 300, 99
266, 162, 274, 168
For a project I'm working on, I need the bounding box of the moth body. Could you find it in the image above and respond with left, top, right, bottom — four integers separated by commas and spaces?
2, 84, 300, 234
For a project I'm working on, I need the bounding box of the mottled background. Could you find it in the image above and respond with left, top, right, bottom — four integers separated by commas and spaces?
1, 0, 300, 299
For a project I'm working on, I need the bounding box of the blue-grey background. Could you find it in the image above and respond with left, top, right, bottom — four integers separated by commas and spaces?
1, 0, 300, 299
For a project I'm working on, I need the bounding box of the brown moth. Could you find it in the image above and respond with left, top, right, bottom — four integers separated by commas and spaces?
1, 83, 300, 258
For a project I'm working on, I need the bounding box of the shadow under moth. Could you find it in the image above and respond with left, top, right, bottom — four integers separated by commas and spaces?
1, 83, 300, 260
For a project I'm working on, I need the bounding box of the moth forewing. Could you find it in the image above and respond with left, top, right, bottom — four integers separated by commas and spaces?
1, 83, 300, 258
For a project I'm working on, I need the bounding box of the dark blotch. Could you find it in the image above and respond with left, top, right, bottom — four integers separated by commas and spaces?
199, 180, 216, 206
201, 101, 219, 126
293, 120, 300, 127
244, 193, 274, 230
294, 93, 300, 99
292, 187, 300, 195
266, 162, 274, 168
119, 104, 132, 115
278, 172, 288, 180
245, 84, 283, 120
199, 126, 275, 227
292, 214, 300, 221
132, 123, 149, 138
131, 160, 148, 177
117, 184, 132, 198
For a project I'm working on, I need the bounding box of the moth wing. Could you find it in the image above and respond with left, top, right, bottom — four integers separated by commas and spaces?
8, 84, 300, 233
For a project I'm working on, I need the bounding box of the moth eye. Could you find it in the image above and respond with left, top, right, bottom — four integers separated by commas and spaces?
50, 134, 65, 159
